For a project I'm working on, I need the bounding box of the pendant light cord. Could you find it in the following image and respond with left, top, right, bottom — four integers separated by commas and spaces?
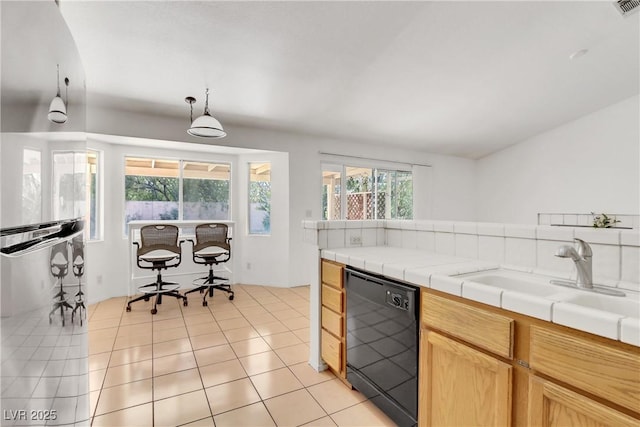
204, 88, 210, 115
56, 64, 61, 97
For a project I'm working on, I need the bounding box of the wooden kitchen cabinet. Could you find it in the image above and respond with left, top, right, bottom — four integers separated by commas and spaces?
418, 288, 640, 427
528, 376, 638, 427
320, 259, 346, 378
420, 330, 512, 427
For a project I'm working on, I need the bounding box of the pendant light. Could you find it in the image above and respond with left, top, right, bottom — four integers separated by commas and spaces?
185, 88, 226, 138
48, 64, 68, 124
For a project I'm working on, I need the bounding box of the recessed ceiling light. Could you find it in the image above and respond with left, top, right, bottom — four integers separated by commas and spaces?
569, 49, 589, 60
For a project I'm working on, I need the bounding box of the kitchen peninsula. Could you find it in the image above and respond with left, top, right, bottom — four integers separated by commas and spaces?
303, 219, 640, 426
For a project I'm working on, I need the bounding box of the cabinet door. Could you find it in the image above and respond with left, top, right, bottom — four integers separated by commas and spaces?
528, 376, 638, 427
420, 331, 512, 427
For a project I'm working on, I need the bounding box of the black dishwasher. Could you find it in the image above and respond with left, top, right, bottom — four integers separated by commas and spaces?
345, 267, 419, 427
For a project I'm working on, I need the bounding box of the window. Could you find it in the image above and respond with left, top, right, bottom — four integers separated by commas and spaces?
52, 151, 86, 221
322, 164, 413, 220
124, 157, 231, 230
183, 161, 230, 220
125, 158, 179, 223
345, 167, 374, 220
87, 150, 101, 240
322, 167, 341, 220
22, 149, 42, 224
248, 162, 271, 234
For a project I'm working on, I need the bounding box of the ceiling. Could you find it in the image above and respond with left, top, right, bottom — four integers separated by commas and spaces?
58, 1, 639, 159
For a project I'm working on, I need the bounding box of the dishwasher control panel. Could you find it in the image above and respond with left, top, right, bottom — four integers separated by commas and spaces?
386, 290, 410, 311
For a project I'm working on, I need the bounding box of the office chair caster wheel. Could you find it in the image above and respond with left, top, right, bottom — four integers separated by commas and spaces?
151, 308, 157, 315
144, 296, 150, 302
229, 294, 234, 301
202, 301, 208, 307
183, 300, 188, 307
126, 306, 131, 312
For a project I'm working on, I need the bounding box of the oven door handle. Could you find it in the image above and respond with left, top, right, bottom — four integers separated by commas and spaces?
1, 219, 84, 257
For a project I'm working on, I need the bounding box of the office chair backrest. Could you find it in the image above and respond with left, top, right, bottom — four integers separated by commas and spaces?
138, 224, 180, 256
50, 241, 69, 277
194, 223, 230, 253
71, 235, 84, 264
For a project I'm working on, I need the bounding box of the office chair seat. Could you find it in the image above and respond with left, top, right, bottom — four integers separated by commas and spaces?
194, 247, 228, 258
140, 250, 180, 263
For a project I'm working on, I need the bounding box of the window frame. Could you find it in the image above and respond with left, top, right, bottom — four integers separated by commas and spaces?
123, 155, 232, 235
321, 162, 413, 221
87, 148, 103, 241
248, 161, 272, 236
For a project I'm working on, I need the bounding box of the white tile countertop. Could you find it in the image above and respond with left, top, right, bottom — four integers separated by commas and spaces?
321, 246, 640, 347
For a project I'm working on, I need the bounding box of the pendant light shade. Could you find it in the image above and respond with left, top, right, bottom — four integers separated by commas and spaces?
48, 95, 67, 124
48, 65, 68, 124
185, 88, 226, 138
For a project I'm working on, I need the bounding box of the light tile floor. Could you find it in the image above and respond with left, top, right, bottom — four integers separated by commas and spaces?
88, 285, 397, 426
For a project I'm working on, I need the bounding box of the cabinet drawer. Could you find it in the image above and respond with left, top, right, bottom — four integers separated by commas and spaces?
422, 292, 514, 359
530, 326, 640, 414
321, 329, 342, 373
322, 284, 343, 313
322, 260, 343, 289
322, 306, 343, 338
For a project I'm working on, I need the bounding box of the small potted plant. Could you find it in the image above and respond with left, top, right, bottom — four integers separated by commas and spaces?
591, 212, 621, 228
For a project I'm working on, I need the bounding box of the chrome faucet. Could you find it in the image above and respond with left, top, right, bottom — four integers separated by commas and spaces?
555, 238, 593, 288
552, 238, 625, 296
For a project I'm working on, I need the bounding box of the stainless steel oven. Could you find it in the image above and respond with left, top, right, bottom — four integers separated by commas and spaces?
345, 267, 419, 427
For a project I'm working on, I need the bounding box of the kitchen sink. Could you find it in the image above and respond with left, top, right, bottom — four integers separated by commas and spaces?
558, 292, 640, 318
459, 270, 561, 297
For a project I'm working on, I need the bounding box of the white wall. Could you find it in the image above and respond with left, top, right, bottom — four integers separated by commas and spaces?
236, 151, 290, 286
476, 95, 640, 224
84, 104, 477, 299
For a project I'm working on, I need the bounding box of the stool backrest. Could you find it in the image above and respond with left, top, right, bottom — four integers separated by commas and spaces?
138, 224, 180, 256
194, 223, 230, 253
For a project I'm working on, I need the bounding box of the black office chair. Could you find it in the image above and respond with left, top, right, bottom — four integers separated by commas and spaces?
70, 234, 86, 326
126, 224, 187, 314
185, 223, 234, 306
49, 241, 72, 326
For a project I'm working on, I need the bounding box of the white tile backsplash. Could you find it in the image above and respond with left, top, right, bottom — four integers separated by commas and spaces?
311, 220, 638, 288
536, 226, 575, 242
621, 246, 640, 283
432, 221, 454, 232
621, 231, 640, 247
454, 222, 477, 235
574, 228, 620, 245
416, 231, 435, 252
537, 240, 574, 276
402, 230, 418, 249
504, 224, 536, 239
318, 230, 328, 249
478, 236, 505, 263
590, 244, 620, 281
455, 234, 478, 259
361, 228, 377, 246
477, 223, 505, 237
387, 229, 402, 247
505, 238, 536, 270
435, 232, 455, 256
327, 229, 345, 248
345, 229, 363, 247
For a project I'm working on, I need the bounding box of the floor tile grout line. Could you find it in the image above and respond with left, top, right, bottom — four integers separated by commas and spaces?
178, 295, 217, 424
88, 285, 314, 426
89, 297, 129, 424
